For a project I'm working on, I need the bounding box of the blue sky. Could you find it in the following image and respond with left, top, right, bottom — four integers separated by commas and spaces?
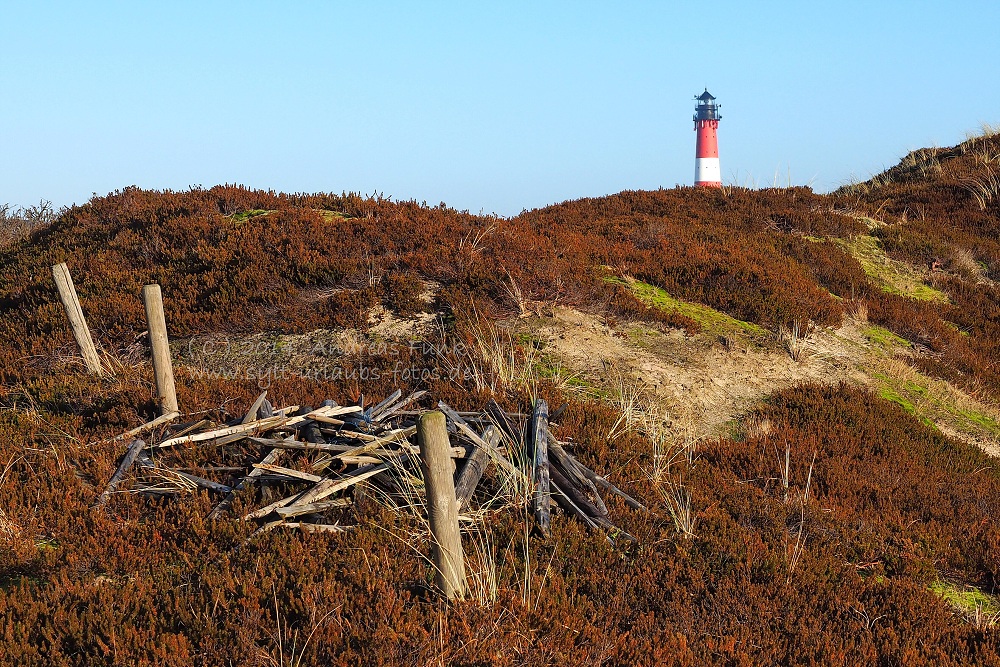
3, 1, 998, 216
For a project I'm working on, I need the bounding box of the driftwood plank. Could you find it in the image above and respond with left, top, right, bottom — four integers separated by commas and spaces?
548, 436, 644, 512
137, 455, 233, 494
439, 402, 524, 482
111, 411, 179, 443
485, 399, 526, 466
531, 399, 551, 537
372, 390, 427, 422
454, 425, 498, 509
207, 448, 283, 520
278, 522, 353, 534
94, 439, 146, 507
551, 479, 600, 530
242, 391, 269, 424
249, 462, 394, 520
368, 390, 402, 419
252, 463, 323, 483
549, 463, 604, 523
274, 497, 352, 519
155, 415, 288, 448
329, 426, 417, 461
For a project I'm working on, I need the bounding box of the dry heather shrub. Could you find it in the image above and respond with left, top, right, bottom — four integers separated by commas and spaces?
846, 299, 868, 322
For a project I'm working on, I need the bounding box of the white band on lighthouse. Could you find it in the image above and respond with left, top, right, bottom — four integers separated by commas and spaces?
694, 157, 721, 186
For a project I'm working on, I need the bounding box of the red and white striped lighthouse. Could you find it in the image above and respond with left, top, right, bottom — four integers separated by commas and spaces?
693, 89, 722, 188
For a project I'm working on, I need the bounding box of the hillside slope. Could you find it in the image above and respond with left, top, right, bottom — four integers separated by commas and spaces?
1, 133, 999, 665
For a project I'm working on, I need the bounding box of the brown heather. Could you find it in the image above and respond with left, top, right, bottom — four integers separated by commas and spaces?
0, 135, 999, 665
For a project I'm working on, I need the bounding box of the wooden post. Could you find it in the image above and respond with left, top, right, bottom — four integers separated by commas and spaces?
417, 411, 468, 600
51, 262, 103, 376
532, 399, 551, 537
142, 284, 178, 415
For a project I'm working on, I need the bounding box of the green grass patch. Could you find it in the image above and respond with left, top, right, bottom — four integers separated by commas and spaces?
863, 325, 909, 351
606, 276, 769, 341
929, 580, 999, 616
834, 235, 948, 302
957, 407, 1000, 435
230, 209, 273, 223
879, 386, 917, 415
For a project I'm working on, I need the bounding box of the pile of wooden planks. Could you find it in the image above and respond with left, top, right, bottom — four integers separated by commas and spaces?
95, 391, 642, 539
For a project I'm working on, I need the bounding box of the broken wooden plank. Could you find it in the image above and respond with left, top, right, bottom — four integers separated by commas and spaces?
154, 414, 288, 448
485, 399, 526, 465
94, 439, 146, 507
551, 479, 600, 530
531, 399, 551, 537
368, 389, 402, 419
454, 425, 498, 509
549, 462, 605, 523
207, 448, 283, 520
438, 402, 524, 482
274, 497, 352, 519
110, 411, 180, 442
170, 419, 212, 439
296, 463, 391, 506
251, 463, 323, 483
547, 435, 644, 512
136, 455, 233, 494
328, 426, 417, 461
371, 390, 427, 422
242, 391, 269, 424
278, 522, 353, 534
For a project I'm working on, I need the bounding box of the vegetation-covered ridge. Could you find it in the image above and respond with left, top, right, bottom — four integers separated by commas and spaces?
1, 130, 999, 665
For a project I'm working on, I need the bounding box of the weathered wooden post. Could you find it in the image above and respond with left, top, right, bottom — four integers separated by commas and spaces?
531, 398, 551, 536
417, 411, 468, 600
51, 262, 103, 376
141, 284, 178, 415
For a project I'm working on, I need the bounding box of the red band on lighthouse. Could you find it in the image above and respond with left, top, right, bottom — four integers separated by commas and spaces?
693, 90, 722, 188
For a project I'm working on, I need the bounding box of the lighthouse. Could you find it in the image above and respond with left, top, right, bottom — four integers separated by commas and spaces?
693, 89, 722, 188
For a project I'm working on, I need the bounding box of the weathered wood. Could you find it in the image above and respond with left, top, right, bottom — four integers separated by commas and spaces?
549, 463, 604, 523
372, 390, 427, 422
550, 479, 600, 530
328, 426, 417, 460
454, 425, 498, 509
170, 419, 212, 439
418, 411, 468, 601
154, 414, 288, 448
251, 463, 323, 483
207, 448, 283, 520
94, 439, 145, 507
531, 399, 551, 537
368, 389, 402, 419
274, 497, 352, 519
52, 262, 103, 376
548, 436, 644, 511
141, 284, 178, 414
278, 522, 353, 534
439, 402, 525, 482
242, 391, 269, 424
485, 399, 526, 465
248, 462, 391, 520
296, 463, 391, 505
546, 436, 609, 517
110, 410, 179, 442
136, 455, 233, 494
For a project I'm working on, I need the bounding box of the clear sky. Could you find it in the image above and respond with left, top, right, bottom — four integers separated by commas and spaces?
3, 1, 999, 217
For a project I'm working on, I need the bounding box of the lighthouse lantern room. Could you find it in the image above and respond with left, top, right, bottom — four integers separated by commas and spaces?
694, 89, 722, 187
